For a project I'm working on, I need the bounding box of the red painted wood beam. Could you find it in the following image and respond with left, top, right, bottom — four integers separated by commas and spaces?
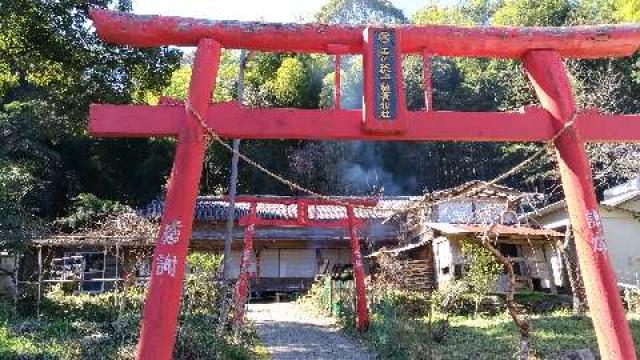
136, 39, 221, 360
238, 218, 363, 229
88, 103, 182, 137
89, 103, 556, 142
90, 9, 640, 59
88, 103, 640, 143
232, 196, 376, 228
577, 110, 640, 142
524, 50, 636, 360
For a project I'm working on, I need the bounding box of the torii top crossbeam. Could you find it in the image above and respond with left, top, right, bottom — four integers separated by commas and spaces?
88, 8, 640, 360
90, 9, 640, 142
92, 9, 640, 58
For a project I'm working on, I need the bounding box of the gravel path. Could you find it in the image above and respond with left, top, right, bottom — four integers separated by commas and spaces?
247, 302, 374, 360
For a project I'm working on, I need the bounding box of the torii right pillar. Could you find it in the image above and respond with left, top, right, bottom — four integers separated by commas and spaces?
524, 50, 636, 360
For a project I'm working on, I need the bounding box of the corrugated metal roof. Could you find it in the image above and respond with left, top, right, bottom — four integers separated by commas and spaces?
428, 180, 533, 202
425, 222, 562, 238
144, 196, 420, 222
601, 191, 640, 207
32, 235, 154, 246
366, 238, 430, 258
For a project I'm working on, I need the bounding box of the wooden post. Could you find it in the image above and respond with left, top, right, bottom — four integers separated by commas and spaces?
422, 49, 433, 111
234, 203, 257, 326
114, 244, 120, 301
524, 50, 636, 360
335, 54, 341, 109
219, 49, 248, 332
222, 50, 248, 281
115, 245, 120, 284
558, 224, 587, 315
346, 205, 369, 331
102, 246, 107, 292
136, 38, 220, 360
37, 246, 42, 317
542, 244, 558, 294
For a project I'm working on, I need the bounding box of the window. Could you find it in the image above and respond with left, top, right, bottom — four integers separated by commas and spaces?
498, 243, 519, 257
454, 264, 463, 279
52, 252, 109, 293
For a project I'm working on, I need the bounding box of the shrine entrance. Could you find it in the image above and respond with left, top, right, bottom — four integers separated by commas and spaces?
89, 8, 640, 360
230, 196, 376, 331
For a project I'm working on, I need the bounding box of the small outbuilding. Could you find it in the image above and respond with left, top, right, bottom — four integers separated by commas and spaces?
369, 181, 564, 294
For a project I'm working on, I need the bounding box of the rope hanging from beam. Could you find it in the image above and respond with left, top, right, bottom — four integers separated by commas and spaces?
185, 100, 577, 216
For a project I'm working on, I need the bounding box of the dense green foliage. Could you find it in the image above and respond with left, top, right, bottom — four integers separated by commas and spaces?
0, 0, 180, 250
2, 0, 640, 251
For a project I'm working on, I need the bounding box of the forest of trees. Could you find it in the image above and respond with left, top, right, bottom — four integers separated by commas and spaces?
2, 0, 640, 247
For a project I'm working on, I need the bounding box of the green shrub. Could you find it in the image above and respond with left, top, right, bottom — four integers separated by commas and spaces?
460, 240, 502, 316
41, 284, 145, 323
514, 291, 572, 314
183, 252, 223, 314
623, 288, 640, 314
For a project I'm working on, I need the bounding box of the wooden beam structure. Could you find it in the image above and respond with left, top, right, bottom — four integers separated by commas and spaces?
90, 102, 640, 142
86, 9, 640, 360
135, 38, 220, 360
91, 9, 640, 58
524, 50, 636, 359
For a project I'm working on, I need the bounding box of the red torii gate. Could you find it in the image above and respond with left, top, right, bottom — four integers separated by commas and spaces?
229, 196, 376, 329
88, 9, 640, 360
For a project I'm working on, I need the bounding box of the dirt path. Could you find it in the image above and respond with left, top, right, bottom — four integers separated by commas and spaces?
247, 302, 374, 360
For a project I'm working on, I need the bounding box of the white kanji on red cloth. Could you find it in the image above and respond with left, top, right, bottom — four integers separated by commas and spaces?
585, 209, 607, 253
156, 254, 177, 277
161, 220, 182, 245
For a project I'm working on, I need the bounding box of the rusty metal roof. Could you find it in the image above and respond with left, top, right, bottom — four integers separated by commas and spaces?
425, 222, 562, 238
428, 180, 534, 202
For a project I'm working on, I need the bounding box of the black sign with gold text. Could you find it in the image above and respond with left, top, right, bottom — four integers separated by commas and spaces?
372, 29, 398, 120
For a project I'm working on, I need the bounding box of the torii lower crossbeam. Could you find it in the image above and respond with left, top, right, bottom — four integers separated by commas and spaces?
87, 9, 640, 360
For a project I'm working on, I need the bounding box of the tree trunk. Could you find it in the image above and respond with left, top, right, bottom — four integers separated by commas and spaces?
219, 50, 250, 333
558, 224, 588, 316
482, 240, 530, 360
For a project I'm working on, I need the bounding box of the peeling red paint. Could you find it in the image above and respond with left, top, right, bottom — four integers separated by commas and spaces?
90, 9, 640, 58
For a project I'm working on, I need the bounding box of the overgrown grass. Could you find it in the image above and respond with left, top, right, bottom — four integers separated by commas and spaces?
422, 311, 640, 359
1, 254, 268, 360
364, 306, 640, 359
299, 282, 640, 359
0, 294, 268, 360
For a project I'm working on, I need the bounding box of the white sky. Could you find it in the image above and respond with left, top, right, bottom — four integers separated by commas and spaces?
131, 0, 443, 22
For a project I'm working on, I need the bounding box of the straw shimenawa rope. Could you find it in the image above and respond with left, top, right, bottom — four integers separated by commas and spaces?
186, 101, 577, 215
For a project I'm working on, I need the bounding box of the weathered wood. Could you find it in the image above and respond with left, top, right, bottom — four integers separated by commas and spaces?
525, 50, 635, 359
91, 9, 640, 59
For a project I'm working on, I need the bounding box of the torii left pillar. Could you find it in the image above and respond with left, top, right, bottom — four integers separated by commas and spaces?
136, 39, 221, 360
